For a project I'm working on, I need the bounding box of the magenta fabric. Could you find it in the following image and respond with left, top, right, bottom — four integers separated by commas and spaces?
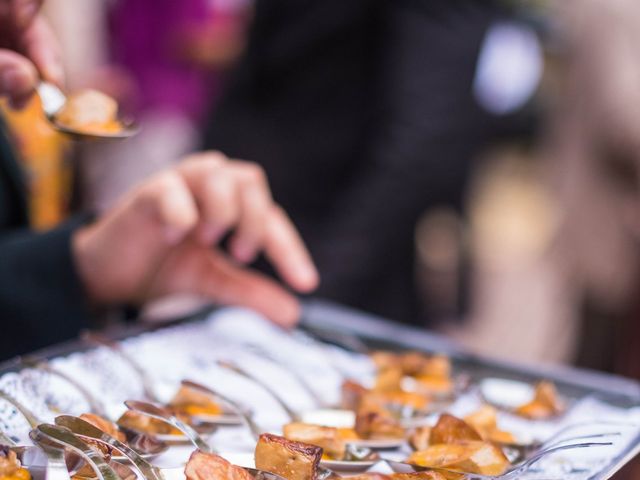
107, 0, 220, 121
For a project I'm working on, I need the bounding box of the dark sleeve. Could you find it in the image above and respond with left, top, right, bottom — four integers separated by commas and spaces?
0, 215, 93, 360
311, 1, 508, 319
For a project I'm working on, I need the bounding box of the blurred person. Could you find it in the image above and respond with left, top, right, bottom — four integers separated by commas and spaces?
203, 0, 534, 324
44, 0, 251, 211
0, 0, 318, 360
540, 0, 640, 389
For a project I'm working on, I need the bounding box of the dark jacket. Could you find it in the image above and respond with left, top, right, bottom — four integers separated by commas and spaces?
204, 0, 519, 324
0, 121, 90, 360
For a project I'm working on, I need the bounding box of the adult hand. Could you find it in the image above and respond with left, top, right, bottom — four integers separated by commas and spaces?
72, 152, 320, 327
0, 0, 63, 108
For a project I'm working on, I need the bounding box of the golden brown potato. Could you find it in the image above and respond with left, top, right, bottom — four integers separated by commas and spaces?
374, 367, 404, 393
408, 442, 510, 476
185, 450, 253, 480
429, 414, 481, 446
283, 423, 346, 460
463, 406, 515, 444
355, 402, 405, 440
371, 351, 401, 371
0, 448, 30, 480
399, 352, 430, 376
341, 379, 369, 410
169, 385, 223, 417
515, 381, 564, 420
418, 356, 451, 379
254, 433, 322, 480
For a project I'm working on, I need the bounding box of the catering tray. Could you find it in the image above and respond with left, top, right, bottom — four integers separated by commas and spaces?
0, 299, 638, 480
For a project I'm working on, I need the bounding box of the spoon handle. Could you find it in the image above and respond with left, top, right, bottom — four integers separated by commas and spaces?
0, 389, 41, 428
217, 360, 301, 422
81, 332, 159, 402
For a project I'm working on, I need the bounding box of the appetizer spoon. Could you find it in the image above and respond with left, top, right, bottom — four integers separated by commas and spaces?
124, 400, 211, 452
181, 380, 262, 440
54, 416, 164, 480
37, 81, 138, 140
33, 424, 122, 480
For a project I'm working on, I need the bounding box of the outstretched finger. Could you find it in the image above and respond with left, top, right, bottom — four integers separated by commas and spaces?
199, 249, 301, 328
264, 205, 319, 293
0, 49, 37, 109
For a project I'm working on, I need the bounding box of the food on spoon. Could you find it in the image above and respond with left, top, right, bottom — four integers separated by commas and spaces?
0, 447, 30, 480
514, 381, 564, 420
79, 413, 127, 443
463, 406, 515, 444
169, 384, 223, 417
185, 450, 253, 480
355, 400, 405, 440
117, 410, 182, 436
428, 414, 481, 445
374, 367, 404, 393
255, 433, 322, 480
408, 442, 510, 476
283, 422, 346, 460
54, 89, 123, 135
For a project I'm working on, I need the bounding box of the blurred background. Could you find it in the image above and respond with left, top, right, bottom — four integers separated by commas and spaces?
3, 0, 639, 395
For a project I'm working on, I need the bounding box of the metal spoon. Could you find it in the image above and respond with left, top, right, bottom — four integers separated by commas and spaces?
37, 81, 138, 140
54, 416, 164, 480
181, 380, 262, 441
33, 425, 122, 480
124, 400, 211, 452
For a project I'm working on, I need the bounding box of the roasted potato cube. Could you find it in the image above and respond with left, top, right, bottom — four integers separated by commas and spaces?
185, 450, 253, 480
371, 351, 401, 370
0, 448, 30, 480
374, 367, 404, 393
355, 403, 405, 439
342, 379, 368, 410
255, 433, 322, 480
283, 423, 346, 460
399, 352, 430, 376
429, 414, 481, 445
